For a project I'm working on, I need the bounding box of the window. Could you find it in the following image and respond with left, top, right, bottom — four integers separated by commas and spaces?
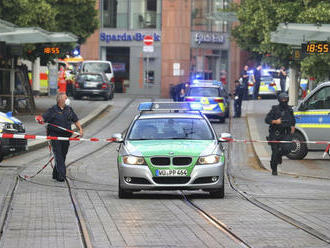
306, 86, 330, 110
103, 0, 128, 28
188, 87, 220, 97
128, 118, 214, 140
130, 0, 161, 29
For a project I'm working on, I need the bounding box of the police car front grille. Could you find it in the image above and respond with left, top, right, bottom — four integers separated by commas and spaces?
173, 157, 192, 166
153, 177, 190, 184
151, 157, 170, 166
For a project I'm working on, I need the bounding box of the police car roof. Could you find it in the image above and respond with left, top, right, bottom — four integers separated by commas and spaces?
138, 112, 203, 120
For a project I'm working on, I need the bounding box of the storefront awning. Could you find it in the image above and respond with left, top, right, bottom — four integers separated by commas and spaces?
271, 23, 330, 46
0, 19, 77, 44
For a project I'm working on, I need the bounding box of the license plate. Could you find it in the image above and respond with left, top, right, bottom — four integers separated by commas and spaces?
85, 82, 97, 88
156, 169, 187, 177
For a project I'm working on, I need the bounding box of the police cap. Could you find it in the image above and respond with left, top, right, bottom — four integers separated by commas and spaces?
278, 92, 289, 102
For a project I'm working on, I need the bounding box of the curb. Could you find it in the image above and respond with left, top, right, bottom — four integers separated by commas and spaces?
246, 113, 269, 171
26, 103, 112, 152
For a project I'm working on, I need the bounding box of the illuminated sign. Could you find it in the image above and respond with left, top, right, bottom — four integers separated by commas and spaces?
100, 32, 161, 43
195, 32, 225, 45
44, 47, 60, 54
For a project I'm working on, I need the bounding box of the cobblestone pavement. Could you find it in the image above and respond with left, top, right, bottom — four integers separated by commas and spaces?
0, 97, 329, 248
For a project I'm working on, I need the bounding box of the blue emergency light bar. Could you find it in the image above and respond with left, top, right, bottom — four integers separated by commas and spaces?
138, 102, 203, 112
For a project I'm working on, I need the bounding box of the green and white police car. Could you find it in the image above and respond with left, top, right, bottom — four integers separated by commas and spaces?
112, 102, 231, 199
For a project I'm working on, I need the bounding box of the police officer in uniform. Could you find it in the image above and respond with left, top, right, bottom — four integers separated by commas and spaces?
36, 93, 83, 181
233, 80, 245, 118
265, 92, 295, 175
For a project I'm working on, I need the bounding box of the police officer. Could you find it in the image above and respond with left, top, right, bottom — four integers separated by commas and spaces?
265, 92, 295, 175
233, 80, 245, 118
35, 93, 83, 181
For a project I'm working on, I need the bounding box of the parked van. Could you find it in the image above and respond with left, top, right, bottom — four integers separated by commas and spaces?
80, 60, 114, 82
287, 81, 330, 159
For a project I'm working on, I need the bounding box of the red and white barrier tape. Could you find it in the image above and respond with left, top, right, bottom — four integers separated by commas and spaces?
221, 138, 330, 158
0, 133, 116, 143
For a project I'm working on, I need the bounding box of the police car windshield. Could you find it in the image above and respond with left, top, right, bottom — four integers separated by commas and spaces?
189, 87, 219, 97
128, 118, 214, 140
82, 62, 111, 73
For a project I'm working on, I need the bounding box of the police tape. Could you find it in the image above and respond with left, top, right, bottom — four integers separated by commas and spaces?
0, 133, 116, 143
221, 138, 330, 158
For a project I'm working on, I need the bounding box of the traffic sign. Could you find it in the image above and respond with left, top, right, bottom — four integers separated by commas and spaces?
143, 35, 154, 46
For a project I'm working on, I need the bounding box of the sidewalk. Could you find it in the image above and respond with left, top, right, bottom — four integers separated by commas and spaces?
244, 99, 330, 178
13, 95, 112, 151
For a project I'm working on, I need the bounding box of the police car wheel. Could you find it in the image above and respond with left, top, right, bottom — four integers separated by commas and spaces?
118, 182, 132, 199
209, 186, 224, 198
218, 117, 225, 123
209, 177, 225, 198
286, 132, 308, 160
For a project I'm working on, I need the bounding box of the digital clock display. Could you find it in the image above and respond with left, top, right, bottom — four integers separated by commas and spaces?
43, 47, 60, 54
302, 42, 329, 54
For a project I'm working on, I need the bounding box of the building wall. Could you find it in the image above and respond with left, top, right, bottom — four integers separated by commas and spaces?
161, 0, 191, 98
80, 0, 100, 60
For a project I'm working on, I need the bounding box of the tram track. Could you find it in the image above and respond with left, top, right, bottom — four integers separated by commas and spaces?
226, 112, 330, 245
1, 98, 329, 247
0, 98, 140, 248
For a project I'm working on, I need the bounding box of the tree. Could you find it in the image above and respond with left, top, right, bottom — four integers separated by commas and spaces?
231, 0, 330, 82
0, 0, 99, 63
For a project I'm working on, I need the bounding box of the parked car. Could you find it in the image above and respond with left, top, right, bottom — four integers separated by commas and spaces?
73, 72, 114, 100
184, 80, 230, 123
80, 60, 114, 82
287, 81, 330, 159
0, 112, 27, 162
112, 102, 231, 198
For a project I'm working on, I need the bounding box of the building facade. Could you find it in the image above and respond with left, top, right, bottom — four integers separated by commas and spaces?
81, 0, 244, 97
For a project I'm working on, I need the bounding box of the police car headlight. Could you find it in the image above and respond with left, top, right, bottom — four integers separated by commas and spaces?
123, 155, 146, 165
197, 155, 220, 165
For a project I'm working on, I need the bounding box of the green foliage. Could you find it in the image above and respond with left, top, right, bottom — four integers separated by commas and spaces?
231, 0, 330, 81
0, 0, 98, 63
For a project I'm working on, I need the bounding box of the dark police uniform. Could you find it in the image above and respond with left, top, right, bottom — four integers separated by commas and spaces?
234, 83, 245, 117
265, 102, 295, 175
42, 105, 79, 181
253, 68, 261, 99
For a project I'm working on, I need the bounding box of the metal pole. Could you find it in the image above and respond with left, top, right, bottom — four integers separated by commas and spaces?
10, 58, 15, 113
146, 54, 149, 88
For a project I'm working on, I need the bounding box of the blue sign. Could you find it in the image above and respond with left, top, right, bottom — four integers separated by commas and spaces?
100, 32, 161, 43
195, 32, 225, 45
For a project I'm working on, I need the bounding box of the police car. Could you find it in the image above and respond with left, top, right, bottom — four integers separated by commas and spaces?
184, 80, 229, 122
287, 81, 330, 159
247, 69, 278, 97
0, 112, 27, 162
112, 102, 231, 198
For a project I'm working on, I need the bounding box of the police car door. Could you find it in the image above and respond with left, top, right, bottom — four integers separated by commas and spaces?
295, 84, 330, 150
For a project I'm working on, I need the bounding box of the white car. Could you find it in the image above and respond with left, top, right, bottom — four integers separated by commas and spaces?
80, 60, 114, 82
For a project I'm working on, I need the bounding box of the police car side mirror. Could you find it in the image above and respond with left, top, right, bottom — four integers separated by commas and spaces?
219, 133, 232, 142
112, 133, 123, 143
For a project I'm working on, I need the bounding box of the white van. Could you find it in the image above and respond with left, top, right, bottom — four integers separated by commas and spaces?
80, 60, 114, 82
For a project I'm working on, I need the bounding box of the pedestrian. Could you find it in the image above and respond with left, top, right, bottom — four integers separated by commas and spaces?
169, 84, 176, 101
265, 92, 295, 176
35, 93, 83, 182
252, 65, 262, 100
233, 80, 245, 118
174, 82, 189, 102
278, 66, 287, 93
241, 65, 249, 100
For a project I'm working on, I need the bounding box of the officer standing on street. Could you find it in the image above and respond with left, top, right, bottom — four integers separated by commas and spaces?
233, 80, 245, 118
265, 92, 295, 175
35, 93, 83, 181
